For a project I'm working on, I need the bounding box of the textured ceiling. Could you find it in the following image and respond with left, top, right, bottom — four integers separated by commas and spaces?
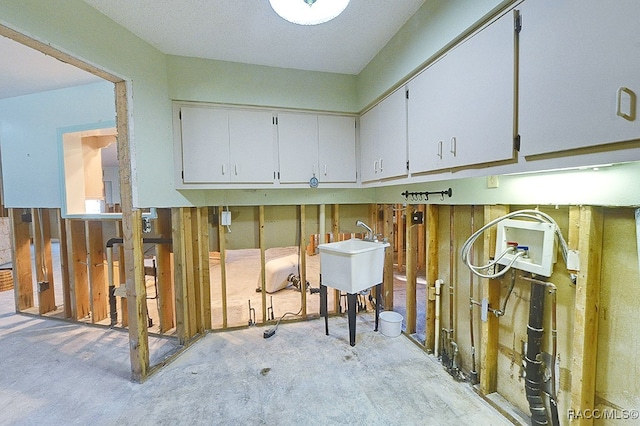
0, 0, 426, 100
82, 0, 427, 75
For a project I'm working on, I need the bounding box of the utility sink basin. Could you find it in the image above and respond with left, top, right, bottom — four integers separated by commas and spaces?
318, 239, 390, 293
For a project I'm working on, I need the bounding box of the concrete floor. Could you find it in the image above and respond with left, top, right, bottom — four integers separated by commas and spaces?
0, 287, 513, 426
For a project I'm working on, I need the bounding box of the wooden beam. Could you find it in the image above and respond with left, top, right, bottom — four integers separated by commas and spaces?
397, 204, 405, 272
10, 209, 34, 311
417, 204, 426, 270
331, 204, 341, 313
425, 204, 439, 352
155, 208, 175, 332
300, 205, 307, 318
217, 206, 228, 328
173, 207, 197, 341
570, 206, 604, 426
259, 206, 266, 323
188, 208, 201, 335
68, 220, 90, 320
32, 208, 56, 314
86, 221, 107, 322
382, 204, 394, 311
116, 80, 148, 382
197, 207, 212, 331
405, 204, 417, 334
116, 221, 128, 327
56, 210, 72, 318
480, 204, 509, 395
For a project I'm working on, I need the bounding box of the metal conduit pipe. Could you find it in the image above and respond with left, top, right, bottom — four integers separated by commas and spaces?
105, 237, 172, 327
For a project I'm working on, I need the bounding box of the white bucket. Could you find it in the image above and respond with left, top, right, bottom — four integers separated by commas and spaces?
379, 311, 403, 337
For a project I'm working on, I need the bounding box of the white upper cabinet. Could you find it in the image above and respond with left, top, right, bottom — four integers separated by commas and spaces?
360, 87, 408, 182
277, 112, 356, 184
180, 106, 230, 184
277, 112, 319, 184
408, 9, 516, 173
519, 0, 640, 156
318, 115, 357, 183
179, 106, 276, 185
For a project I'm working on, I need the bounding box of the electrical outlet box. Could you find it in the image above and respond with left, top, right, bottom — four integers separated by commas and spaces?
411, 211, 424, 225
221, 211, 231, 226
495, 219, 557, 277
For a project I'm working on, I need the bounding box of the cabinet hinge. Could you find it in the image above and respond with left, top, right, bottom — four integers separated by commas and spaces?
181, 170, 184, 179
179, 110, 182, 120
514, 10, 522, 33
514, 134, 521, 151
406, 89, 409, 100
406, 160, 410, 171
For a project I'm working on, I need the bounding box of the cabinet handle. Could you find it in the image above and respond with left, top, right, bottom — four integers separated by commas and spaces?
437, 140, 443, 159
222, 163, 226, 175
324, 164, 327, 176
379, 158, 384, 172
374, 160, 378, 173
450, 137, 457, 156
234, 163, 238, 175
312, 164, 317, 176
617, 86, 636, 121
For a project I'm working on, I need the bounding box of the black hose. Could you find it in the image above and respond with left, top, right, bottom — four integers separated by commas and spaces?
525, 282, 549, 425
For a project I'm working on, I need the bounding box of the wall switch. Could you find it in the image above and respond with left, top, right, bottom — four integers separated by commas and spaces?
487, 175, 499, 188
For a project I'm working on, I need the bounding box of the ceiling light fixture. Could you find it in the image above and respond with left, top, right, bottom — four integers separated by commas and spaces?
269, 0, 350, 26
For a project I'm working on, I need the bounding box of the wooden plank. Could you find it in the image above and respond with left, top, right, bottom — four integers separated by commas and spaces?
116, 81, 148, 382
570, 206, 603, 425
197, 207, 212, 331
32, 208, 56, 314
86, 221, 107, 322
417, 204, 426, 270
218, 206, 228, 328
68, 220, 90, 320
331, 204, 341, 313
300, 205, 307, 318
480, 204, 509, 395
9, 209, 34, 311
188, 208, 202, 335
425, 204, 439, 352
172, 208, 187, 341
405, 204, 417, 334
56, 210, 72, 318
259, 205, 266, 323
155, 208, 175, 332
382, 204, 394, 311
397, 204, 405, 272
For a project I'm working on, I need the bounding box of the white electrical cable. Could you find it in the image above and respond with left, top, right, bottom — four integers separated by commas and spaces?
461, 209, 570, 280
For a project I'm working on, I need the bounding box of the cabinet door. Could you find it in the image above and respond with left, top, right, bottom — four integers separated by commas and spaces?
277, 112, 319, 184
376, 87, 408, 180
408, 57, 452, 173
448, 9, 515, 168
229, 110, 276, 183
180, 106, 230, 183
318, 115, 357, 183
519, 0, 640, 156
359, 106, 380, 183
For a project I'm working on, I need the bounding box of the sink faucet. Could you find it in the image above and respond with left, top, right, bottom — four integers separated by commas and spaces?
355, 220, 374, 241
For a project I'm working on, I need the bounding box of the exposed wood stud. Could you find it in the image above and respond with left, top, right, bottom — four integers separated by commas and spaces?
87, 220, 107, 323
480, 204, 509, 395
331, 204, 341, 313
68, 220, 89, 320
218, 206, 228, 328
405, 204, 417, 334
56, 210, 72, 318
187, 208, 201, 335
116, 221, 128, 327
397, 204, 405, 272
570, 206, 603, 425
198, 207, 212, 331
425, 204, 439, 352
10, 209, 34, 311
155, 208, 175, 332
300, 205, 307, 318
259, 206, 267, 323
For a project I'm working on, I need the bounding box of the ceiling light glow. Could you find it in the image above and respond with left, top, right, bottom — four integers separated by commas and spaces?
269, 0, 350, 25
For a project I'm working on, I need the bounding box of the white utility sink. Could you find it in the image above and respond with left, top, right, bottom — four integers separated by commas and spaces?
318, 239, 390, 293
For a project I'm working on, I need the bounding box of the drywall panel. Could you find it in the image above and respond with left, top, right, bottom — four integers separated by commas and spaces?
0, 81, 115, 208
167, 56, 358, 114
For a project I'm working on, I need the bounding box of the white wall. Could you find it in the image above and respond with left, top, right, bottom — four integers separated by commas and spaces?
0, 81, 115, 208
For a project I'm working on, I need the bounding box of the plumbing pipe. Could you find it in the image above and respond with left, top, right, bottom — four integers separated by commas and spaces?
524, 280, 548, 425
434, 279, 442, 356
